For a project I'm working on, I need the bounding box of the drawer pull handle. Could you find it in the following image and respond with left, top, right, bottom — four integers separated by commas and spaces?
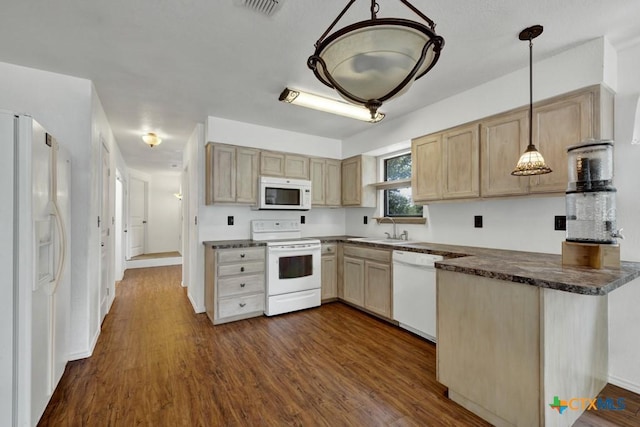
239, 302, 247, 308
240, 283, 246, 288
240, 267, 245, 272
240, 253, 246, 258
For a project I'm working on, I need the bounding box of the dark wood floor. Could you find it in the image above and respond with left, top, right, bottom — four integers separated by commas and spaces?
39, 266, 640, 426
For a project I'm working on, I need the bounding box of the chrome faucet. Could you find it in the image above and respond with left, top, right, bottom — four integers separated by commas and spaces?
379, 217, 397, 239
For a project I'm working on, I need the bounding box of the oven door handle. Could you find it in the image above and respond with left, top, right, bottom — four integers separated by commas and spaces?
268, 244, 321, 252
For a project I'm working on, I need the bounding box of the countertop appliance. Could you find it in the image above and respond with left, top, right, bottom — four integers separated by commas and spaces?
258, 176, 312, 210
392, 250, 443, 342
1, 112, 71, 426
251, 220, 321, 315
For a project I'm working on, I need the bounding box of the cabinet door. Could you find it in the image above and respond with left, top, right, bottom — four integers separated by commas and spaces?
412, 134, 442, 202
212, 144, 236, 203
342, 256, 364, 306
364, 261, 391, 318
236, 147, 259, 203
325, 159, 342, 206
442, 123, 479, 199
285, 154, 310, 179
310, 158, 326, 206
341, 157, 361, 206
260, 151, 286, 177
321, 255, 337, 300
480, 110, 529, 197
530, 91, 594, 193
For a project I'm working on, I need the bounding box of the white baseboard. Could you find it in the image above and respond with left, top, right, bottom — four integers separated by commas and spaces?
126, 256, 182, 269
188, 291, 205, 314
67, 327, 101, 361
608, 374, 640, 394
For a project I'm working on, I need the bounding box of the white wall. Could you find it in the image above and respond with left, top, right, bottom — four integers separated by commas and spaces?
183, 123, 204, 312
146, 172, 182, 253
207, 117, 342, 158
607, 40, 640, 394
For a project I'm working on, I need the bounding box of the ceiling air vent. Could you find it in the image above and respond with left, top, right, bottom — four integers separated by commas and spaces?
241, 0, 283, 17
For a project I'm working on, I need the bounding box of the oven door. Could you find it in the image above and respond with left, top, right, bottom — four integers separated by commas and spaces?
267, 243, 321, 296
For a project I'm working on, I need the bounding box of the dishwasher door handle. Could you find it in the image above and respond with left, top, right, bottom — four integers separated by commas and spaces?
393, 261, 437, 270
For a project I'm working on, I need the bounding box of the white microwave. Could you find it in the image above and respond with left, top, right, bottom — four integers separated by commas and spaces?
258, 176, 312, 210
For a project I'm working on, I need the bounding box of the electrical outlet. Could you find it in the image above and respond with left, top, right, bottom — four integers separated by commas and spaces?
554, 215, 566, 231
300, 215, 306, 224
363, 216, 368, 225
474, 215, 483, 228
227, 216, 234, 226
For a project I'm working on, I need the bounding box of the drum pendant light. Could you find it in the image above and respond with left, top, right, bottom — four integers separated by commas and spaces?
308, 0, 445, 119
511, 25, 552, 176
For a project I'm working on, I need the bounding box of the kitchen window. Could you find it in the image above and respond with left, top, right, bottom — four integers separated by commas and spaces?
382, 153, 423, 218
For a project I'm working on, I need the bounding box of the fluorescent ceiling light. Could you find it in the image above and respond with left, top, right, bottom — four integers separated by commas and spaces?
279, 88, 384, 123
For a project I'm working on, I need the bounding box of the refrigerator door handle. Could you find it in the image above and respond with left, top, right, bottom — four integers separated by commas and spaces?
47, 200, 67, 296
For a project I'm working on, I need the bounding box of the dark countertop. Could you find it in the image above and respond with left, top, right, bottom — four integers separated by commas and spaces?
202, 239, 266, 249
203, 236, 640, 296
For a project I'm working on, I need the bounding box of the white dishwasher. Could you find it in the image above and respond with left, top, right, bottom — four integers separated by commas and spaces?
393, 250, 443, 343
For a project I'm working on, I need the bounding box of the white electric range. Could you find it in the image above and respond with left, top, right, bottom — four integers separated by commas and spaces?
251, 220, 321, 316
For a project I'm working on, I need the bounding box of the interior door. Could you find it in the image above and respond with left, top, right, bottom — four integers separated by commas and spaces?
128, 177, 147, 258
100, 141, 110, 322
182, 167, 189, 288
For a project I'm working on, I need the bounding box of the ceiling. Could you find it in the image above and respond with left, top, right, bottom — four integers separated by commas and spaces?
1, 0, 639, 174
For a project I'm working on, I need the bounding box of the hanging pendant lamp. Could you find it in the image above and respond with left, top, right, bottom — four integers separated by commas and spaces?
511, 25, 552, 176
307, 0, 444, 120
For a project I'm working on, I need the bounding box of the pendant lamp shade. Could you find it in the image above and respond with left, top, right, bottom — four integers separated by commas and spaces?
511, 25, 552, 176
308, 1, 444, 119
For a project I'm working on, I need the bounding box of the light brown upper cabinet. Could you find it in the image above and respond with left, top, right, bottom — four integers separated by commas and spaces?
412, 84, 613, 203
205, 143, 259, 205
442, 123, 480, 199
311, 158, 342, 207
480, 109, 529, 197
412, 133, 443, 202
412, 123, 479, 202
529, 86, 613, 194
341, 155, 376, 207
260, 151, 310, 179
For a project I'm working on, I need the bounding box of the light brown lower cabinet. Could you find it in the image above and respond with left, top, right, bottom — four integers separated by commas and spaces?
437, 269, 608, 427
341, 244, 392, 319
204, 245, 266, 325
321, 244, 338, 301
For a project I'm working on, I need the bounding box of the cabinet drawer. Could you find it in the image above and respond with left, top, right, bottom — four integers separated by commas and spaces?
217, 247, 265, 264
218, 274, 265, 298
343, 244, 391, 263
218, 261, 265, 277
218, 293, 265, 318
322, 243, 337, 255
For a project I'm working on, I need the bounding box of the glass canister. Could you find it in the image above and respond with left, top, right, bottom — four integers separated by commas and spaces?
565, 140, 621, 244
566, 140, 614, 191
565, 190, 617, 243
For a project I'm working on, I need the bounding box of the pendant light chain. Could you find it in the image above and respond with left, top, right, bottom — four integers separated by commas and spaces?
528, 38, 534, 151
511, 24, 552, 176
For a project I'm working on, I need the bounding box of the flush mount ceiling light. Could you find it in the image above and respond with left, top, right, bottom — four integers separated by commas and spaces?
511, 25, 552, 176
307, 0, 445, 119
279, 88, 385, 123
142, 132, 162, 148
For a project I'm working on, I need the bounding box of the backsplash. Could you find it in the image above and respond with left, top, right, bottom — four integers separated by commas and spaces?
198, 204, 346, 241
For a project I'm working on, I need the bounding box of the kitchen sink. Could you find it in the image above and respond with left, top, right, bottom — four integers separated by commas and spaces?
347, 237, 419, 246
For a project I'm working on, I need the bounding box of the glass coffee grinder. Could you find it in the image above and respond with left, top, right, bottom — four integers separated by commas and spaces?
563, 140, 623, 268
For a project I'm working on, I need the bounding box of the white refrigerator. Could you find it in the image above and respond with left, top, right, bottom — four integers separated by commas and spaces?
1, 112, 71, 427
